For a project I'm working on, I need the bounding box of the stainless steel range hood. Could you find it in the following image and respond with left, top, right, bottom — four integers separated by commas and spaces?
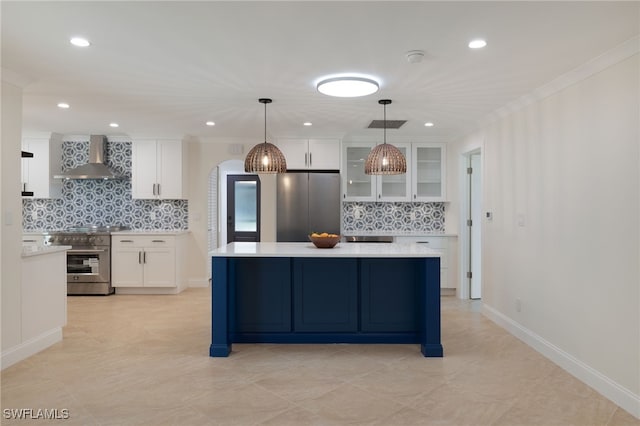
54, 135, 125, 180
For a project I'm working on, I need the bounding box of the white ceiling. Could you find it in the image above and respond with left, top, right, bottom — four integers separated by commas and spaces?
2, 1, 638, 143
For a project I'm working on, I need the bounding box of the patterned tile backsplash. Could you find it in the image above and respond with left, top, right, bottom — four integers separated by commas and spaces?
343, 202, 444, 233
22, 140, 188, 231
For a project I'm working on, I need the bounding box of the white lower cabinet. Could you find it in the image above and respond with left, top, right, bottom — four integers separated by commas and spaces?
112, 233, 187, 294
394, 235, 457, 290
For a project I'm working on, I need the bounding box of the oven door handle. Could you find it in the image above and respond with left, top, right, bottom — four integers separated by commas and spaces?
67, 249, 108, 254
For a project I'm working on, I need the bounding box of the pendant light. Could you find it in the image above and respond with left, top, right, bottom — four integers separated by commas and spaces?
244, 98, 287, 173
365, 99, 407, 175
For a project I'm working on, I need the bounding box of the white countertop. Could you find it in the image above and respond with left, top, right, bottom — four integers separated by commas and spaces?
111, 230, 190, 236
210, 242, 441, 258
343, 231, 458, 238
21, 245, 71, 258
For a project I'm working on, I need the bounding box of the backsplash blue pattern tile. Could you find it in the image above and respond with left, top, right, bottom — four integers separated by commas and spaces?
342, 202, 444, 233
22, 139, 188, 231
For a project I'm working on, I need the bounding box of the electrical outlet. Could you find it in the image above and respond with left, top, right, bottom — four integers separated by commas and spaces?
354, 210, 361, 219
410, 211, 416, 221
515, 298, 522, 312
31, 211, 38, 220
150, 211, 156, 220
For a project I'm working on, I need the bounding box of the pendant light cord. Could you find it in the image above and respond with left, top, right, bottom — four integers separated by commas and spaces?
264, 101, 267, 144
383, 102, 387, 145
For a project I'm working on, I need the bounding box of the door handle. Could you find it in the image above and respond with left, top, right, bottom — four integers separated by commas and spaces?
138, 251, 142, 264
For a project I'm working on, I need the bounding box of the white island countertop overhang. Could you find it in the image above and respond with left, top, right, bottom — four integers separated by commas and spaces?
210, 242, 442, 258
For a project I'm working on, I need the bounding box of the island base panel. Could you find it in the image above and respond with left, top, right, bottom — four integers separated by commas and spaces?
211, 256, 442, 357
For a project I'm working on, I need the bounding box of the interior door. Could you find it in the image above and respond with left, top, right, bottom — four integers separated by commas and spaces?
469, 153, 482, 299
227, 175, 261, 243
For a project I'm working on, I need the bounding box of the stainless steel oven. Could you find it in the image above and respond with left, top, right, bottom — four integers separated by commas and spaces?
46, 226, 128, 295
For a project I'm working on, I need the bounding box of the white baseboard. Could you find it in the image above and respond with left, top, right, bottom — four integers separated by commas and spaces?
188, 278, 210, 288
1, 328, 62, 370
483, 304, 640, 419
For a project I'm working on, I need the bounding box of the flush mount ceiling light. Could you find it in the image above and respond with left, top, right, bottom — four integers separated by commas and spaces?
365, 100, 407, 175
57, 102, 70, 109
468, 39, 487, 49
70, 37, 90, 47
317, 76, 379, 98
244, 98, 287, 174
205, 121, 215, 126
109, 122, 119, 128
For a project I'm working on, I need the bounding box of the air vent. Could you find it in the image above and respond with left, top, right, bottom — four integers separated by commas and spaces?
367, 120, 407, 129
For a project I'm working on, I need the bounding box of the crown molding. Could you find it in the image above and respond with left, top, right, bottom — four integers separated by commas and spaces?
483, 35, 640, 125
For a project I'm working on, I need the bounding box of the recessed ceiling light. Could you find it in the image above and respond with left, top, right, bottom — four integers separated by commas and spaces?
205, 121, 215, 126
317, 76, 379, 98
424, 122, 434, 127
303, 122, 312, 126
70, 37, 90, 47
468, 39, 487, 49
109, 123, 119, 128
57, 102, 70, 109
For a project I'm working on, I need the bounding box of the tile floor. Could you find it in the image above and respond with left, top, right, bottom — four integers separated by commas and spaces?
1, 288, 637, 425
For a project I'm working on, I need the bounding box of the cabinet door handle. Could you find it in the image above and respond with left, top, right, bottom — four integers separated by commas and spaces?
309, 152, 312, 167
143, 251, 147, 263
151, 240, 165, 243
378, 194, 381, 199
343, 194, 346, 199
152, 183, 156, 196
414, 194, 417, 199
157, 183, 161, 196
304, 152, 308, 167
138, 251, 142, 264
120, 240, 134, 243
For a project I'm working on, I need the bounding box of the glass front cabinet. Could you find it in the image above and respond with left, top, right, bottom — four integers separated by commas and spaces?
342, 142, 446, 202
411, 143, 446, 202
341, 142, 376, 201
376, 142, 411, 202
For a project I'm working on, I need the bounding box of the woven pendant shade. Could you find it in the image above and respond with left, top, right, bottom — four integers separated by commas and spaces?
244, 141, 287, 173
365, 143, 407, 175
364, 99, 406, 175
245, 98, 287, 173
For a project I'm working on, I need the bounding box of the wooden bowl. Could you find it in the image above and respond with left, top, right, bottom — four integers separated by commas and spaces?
309, 234, 341, 249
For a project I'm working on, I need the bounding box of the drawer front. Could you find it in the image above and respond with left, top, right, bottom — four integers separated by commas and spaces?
395, 236, 447, 249
113, 236, 176, 248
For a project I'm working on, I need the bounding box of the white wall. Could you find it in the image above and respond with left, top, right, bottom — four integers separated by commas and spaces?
459, 52, 639, 415
1, 79, 24, 354
185, 139, 277, 287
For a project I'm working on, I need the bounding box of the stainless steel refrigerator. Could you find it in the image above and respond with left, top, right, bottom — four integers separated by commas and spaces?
277, 172, 341, 242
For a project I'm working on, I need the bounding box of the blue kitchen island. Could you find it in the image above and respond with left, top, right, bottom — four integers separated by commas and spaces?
209, 242, 443, 357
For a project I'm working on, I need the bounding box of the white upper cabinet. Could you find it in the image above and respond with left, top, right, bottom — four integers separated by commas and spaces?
375, 142, 412, 202
411, 143, 446, 201
341, 142, 376, 201
132, 139, 187, 199
277, 138, 340, 170
22, 134, 63, 199
342, 141, 447, 203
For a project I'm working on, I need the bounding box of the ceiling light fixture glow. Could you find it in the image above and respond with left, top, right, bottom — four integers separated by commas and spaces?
206, 121, 215, 126
109, 123, 119, 128
468, 39, 487, 49
424, 122, 434, 127
57, 103, 70, 109
317, 76, 379, 98
70, 37, 90, 47
303, 122, 312, 126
